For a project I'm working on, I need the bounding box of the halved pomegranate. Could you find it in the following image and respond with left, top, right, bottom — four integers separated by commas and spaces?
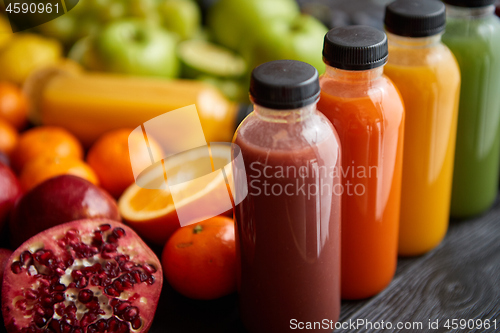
2, 219, 162, 333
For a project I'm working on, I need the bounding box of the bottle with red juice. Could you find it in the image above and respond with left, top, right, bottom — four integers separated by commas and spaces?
233, 60, 342, 333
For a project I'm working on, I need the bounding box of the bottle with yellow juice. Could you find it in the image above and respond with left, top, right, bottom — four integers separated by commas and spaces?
383, 0, 461, 256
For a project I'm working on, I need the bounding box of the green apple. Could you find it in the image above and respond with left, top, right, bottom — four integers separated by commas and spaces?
158, 0, 201, 40
242, 14, 327, 75
207, 0, 299, 51
68, 36, 106, 71
80, 0, 127, 23
93, 19, 180, 78
197, 75, 246, 102
178, 39, 246, 78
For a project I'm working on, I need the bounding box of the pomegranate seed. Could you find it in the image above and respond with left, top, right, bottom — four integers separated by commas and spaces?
101, 276, 112, 287
96, 318, 108, 331
103, 243, 117, 252
72, 270, 83, 279
34, 315, 46, 327
147, 275, 155, 285
80, 312, 96, 327
74, 328, 84, 333
113, 280, 124, 292
11, 261, 23, 274
41, 295, 53, 307
54, 292, 65, 303
107, 235, 118, 244
143, 263, 157, 274
78, 289, 93, 303
39, 250, 53, 262
55, 267, 65, 276
44, 307, 54, 318
120, 261, 135, 272
109, 298, 120, 307
65, 303, 77, 317
130, 271, 140, 284
20, 251, 32, 265
139, 272, 148, 282
114, 301, 131, 314
61, 321, 73, 333
90, 275, 101, 286
123, 306, 139, 321
52, 283, 67, 292
86, 300, 99, 311
55, 304, 65, 316
49, 319, 61, 333
89, 263, 102, 273
99, 224, 111, 231
116, 321, 130, 333
107, 317, 119, 331
87, 324, 97, 333
113, 227, 126, 238
105, 286, 119, 297
76, 276, 88, 288
131, 317, 142, 330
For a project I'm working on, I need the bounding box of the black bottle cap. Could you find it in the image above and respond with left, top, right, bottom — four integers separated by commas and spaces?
442, 0, 496, 7
322, 25, 388, 71
249, 60, 320, 110
385, 0, 446, 37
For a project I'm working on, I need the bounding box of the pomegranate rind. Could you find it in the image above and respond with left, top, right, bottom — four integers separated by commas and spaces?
1, 219, 162, 333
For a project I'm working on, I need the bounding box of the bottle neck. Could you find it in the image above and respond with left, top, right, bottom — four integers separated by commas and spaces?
323, 66, 384, 83
387, 32, 442, 49
253, 103, 317, 124
446, 4, 495, 19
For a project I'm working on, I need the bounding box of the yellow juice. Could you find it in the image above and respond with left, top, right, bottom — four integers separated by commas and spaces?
384, 35, 460, 256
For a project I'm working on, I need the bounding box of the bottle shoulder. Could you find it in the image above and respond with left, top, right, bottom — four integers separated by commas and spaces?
234, 110, 339, 154
443, 16, 500, 51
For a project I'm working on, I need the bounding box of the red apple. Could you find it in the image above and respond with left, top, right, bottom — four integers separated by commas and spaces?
0, 163, 22, 230
9, 174, 121, 247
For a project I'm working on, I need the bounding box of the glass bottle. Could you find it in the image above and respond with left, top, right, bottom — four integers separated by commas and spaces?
233, 60, 341, 332
317, 26, 405, 299
383, 0, 461, 255
442, 0, 500, 217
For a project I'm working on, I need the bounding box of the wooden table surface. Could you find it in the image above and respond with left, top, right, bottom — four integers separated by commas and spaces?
147, 198, 500, 333
0, 200, 498, 333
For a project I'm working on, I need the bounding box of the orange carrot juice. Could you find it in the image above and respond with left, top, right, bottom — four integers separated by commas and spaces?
318, 26, 405, 300
384, 0, 461, 256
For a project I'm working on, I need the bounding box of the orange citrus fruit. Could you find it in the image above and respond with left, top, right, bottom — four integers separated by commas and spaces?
0, 118, 18, 157
0, 81, 29, 130
11, 126, 83, 172
87, 129, 163, 199
118, 144, 233, 246
19, 155, 99, 192
162, 216, 236, 300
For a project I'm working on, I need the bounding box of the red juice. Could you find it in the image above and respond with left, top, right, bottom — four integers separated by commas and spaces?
233, 60, 341, 333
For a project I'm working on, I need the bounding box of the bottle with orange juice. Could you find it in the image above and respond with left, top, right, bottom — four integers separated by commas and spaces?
317, 26, 405, 300
383, 0, 461, 256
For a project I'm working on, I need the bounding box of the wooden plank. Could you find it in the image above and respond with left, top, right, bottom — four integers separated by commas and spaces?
336, 200, 500, 333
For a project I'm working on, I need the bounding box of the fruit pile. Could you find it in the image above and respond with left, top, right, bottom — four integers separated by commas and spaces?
1, 0, 328, 102
0, 0, 331, 331
0, 83, 236, 332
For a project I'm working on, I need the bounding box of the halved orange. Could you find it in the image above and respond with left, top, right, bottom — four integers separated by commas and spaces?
118, 144, 234, 246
